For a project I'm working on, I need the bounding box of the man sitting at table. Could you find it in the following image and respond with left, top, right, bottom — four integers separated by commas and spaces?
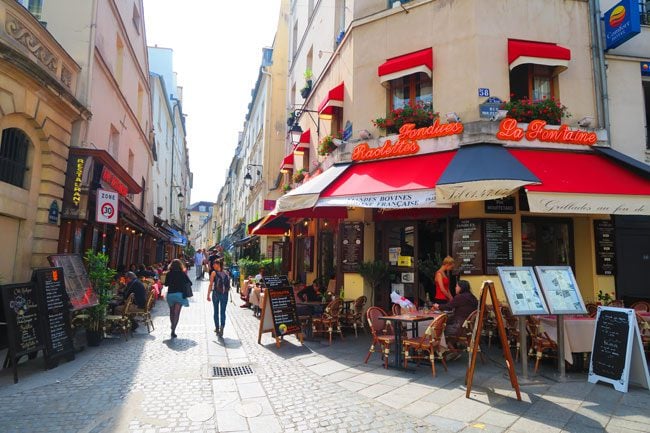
297, 280, 322, 302
433, 280, 478, 353
115, 271, 147, 314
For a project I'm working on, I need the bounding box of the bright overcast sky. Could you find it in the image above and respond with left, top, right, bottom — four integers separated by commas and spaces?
143, 0, 281, 205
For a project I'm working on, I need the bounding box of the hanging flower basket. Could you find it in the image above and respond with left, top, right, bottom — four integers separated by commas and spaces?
373, 102, 438, 134
318, 135, 337, 156
500, 97, 570, 125
292, 169, 306, 184
282, 184, 292, 193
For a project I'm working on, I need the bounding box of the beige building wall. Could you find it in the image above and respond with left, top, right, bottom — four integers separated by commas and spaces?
0, 1, 86, 282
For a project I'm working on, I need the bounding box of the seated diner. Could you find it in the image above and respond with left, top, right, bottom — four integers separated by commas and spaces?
433, 280, 477, 347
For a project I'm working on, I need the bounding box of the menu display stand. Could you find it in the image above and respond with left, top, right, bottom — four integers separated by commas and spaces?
466, 281, 521, 401
588, 307, 649, 392
47, 254, 97, 310
535, 266, 587, 381
1, 282, 47, 383
497, 266, 550, 381
257, 276, 303, 348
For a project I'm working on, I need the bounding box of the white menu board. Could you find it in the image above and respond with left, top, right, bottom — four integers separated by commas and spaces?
497, 267, 549, 315
534, 266, 587, 315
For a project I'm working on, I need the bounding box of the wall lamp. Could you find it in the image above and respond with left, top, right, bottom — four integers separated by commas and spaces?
289, 107, 321, 138
243, 163, 263, 188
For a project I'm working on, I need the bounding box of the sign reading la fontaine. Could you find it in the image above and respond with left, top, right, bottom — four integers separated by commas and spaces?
496, 118, 597, 145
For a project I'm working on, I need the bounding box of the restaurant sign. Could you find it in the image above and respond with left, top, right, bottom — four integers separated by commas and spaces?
101, 167, 129, 197
497, 118, 597, 145
351, 121, 463, 162
525, 192, 650, 216
317, 190, 445, 209
61, 154, 92, 219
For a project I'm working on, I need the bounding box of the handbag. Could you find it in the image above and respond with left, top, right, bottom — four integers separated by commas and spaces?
202, 263, 209, 273
182, 281, 193, 298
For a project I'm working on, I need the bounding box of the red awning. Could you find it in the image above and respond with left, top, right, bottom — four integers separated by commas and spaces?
319, 152, 456, 209
509, 149, 650, 215
248, 215, 289, 235
378, 48, 433, 84
295, 129, 310, 152
280, 152, 294, 171
318, 82, 344, 116
508, 39, 571, 71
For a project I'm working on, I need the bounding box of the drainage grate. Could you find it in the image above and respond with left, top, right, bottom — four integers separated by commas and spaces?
211, 365, 254, 378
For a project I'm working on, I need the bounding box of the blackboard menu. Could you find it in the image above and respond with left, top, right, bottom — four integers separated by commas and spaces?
452, 219, 483, 275
1, 282, 46, 381
485, 197, 516, 214
485, 219, 514, 275
48, 253, 97, 310
33, 268, 75, 366
594, 220, 616, 275
340, 221, 364, 273
590, 308, 629, 382
263, 276, 301, 337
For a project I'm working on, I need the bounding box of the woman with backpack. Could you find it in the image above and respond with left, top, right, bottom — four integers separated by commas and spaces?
207, 260, 230, 337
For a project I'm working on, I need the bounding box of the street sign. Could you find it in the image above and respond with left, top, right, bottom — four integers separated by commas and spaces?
96, 188, 119, 224
478, 88, 490, 97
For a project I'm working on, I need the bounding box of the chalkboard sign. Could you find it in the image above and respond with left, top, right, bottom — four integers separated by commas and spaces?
1, 282, 46, 383
485, 197, 516, 214
594, 220, 616, 275
48, 253, 97, 310
588, 307, 650, 392
33, 268, 75, 367
257, 276, 303, 347
452, 219, 483, 275
340, 221, 364, 273
485, 219, 514, 275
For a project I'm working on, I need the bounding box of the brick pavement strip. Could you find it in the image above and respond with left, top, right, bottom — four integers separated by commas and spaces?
1, 275, 650, 432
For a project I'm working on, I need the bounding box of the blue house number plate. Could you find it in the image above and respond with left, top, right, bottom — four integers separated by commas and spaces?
478, 88, 490, 97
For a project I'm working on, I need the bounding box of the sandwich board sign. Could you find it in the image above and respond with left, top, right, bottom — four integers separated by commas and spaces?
588, 307, 650, 392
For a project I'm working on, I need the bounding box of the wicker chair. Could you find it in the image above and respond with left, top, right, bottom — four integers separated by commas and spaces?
402, 313, 448, 377
128, 289, 156, 333
342, 295, 367, 337
104, 293, 134, 340
312, 298, 344, 345
609, 300, 625, 307
364, 306, 395, 368
444, 309, 485, 362
526, 315, 558, 374
585, 303, 598, 318
501, 306, 521, 362
631, 301, 650, 312
636, 313, 650, 356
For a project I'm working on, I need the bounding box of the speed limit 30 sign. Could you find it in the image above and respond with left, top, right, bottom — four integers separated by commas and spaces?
96, 188, 119, 224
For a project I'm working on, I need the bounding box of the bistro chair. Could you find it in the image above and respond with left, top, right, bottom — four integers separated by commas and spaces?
445, 309, 486, 363
402, 313, 448, 377
526, 315, 558, 374
342, 295, 367, 337
635, 313, 650, 356
364, 306, 395, 368
500, 306, 521, 362
609, 300, 625, 307
631, 301, 650, 312
390, 303, 409, 336
103, 293, 134, 341
312, 298, 344, 345
585, 302, 598, 318
128, 289, 156, 333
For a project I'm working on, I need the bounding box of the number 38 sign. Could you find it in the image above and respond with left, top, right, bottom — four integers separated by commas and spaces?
96, 188, 119, 224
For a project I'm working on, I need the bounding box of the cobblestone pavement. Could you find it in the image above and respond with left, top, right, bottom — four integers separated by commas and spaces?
1, 273, 649, 432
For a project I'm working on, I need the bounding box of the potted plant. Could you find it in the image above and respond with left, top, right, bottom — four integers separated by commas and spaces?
372, 102, 438, 134
318, 135, 337, 156
597, 290, 613, 306
358, 260, 389, 305
499, 97, 570, 125
292, 168, 306, 183
282, 184, 292, 193
287, 110, 296, 127
84, 250, 116, 346
300, 68, 313, 98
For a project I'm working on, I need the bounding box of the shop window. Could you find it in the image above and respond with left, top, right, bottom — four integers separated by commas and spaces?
389, 72, 432, 110
642, 1, 650, 26
521, 217, 574, 267
0, 128, 30, 188
509, 65, 556, 101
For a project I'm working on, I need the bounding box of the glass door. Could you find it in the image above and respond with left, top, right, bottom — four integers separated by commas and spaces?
383, 221, 418, 308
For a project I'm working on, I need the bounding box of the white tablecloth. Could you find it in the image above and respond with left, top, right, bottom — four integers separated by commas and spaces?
539, 317, 595, 364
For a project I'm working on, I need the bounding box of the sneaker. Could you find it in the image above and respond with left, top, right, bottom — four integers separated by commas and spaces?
171, 332, 177, 338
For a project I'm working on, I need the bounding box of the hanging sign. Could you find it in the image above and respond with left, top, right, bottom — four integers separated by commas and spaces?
641, 62, 650, 77
96, 188, 119, 224
48, 200, 59, 224
100, 167, 129, 197
497, 118, 597, 146
604, 0, 641, 50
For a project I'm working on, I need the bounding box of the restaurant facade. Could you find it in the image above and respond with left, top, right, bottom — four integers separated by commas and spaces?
249, 0, 650, 308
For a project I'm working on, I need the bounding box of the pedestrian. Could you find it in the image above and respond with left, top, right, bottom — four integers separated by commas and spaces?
164, 258, 192, 338
434, 256, 455, 305
194, 248, 205, 280
207, 260, 230, 337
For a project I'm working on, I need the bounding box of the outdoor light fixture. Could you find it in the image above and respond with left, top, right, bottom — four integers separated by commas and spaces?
243, 164, 263, 189
289, 124, 303, 144
289, 107, 321, 137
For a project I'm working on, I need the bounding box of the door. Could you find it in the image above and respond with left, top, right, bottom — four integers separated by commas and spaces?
615, 216, 650, 301
381, 221, 418, 309
0, 215, 19, 283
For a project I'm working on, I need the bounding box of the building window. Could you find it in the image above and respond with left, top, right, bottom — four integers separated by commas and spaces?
128, 150, 134, 177
132, 4, 141, 34
115, 35, 124, 85
109, 125, 120, 159
509, 65, 556, 101
137, 82, 144, 122
644, 81, 650, 149
18, 0, 43, 21
521, 217, 574, 267
140, 177, 145, 211
641, 1, 650, 26
0, 128, 30, 188
389, 72, 432, 110
292, 21, 298, 58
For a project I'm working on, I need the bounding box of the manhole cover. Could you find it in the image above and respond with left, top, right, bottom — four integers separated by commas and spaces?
211, 365, 254, 377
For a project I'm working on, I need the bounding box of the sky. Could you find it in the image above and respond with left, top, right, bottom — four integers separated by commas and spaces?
143, 0, 281, 205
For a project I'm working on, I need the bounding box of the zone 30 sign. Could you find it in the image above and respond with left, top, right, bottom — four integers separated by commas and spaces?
96, 188, 119, 224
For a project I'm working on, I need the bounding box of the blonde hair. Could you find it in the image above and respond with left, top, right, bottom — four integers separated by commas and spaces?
442, 256, 455, 266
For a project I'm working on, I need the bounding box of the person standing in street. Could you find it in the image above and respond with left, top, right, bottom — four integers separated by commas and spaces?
163, 259, 192, 338
207, 260, 230, 337
194, 248, 205, 280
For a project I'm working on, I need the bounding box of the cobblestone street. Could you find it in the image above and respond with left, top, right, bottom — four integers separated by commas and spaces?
1, 275, 649, 433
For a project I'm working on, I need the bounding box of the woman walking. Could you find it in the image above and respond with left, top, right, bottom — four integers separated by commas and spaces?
164, 258, 192, 338
207, 260, 230, 337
